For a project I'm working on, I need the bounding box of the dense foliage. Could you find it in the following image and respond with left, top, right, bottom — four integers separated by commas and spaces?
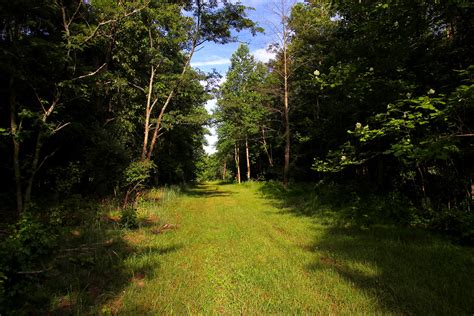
0, 0, 261, 211
213, 0, 473, 242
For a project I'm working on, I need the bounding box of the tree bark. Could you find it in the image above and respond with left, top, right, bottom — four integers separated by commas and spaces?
235, 142, 241, 184
245, 135, 251, 180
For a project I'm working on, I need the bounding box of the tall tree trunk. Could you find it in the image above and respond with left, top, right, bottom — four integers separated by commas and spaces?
146, 4, 202, 161
417, 164, 427, 199
245, 135, 251, 180
141, 65, 156, 160
24, 96, 61, 210
147, 89, 175, 161
272, 0, 292, 189
222, 160, 227, 180
235, 143, 241, 184
24, 131, 43, 210
283, 40, 290, 189
262, 127, 273, 167
9, 77, 23, 215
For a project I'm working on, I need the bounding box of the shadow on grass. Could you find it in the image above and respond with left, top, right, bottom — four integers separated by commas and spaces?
309, 226, 474, 314
259, 181, 474, 314
50, 231, 182, 314
259, 181, 345, 224
3, 213, 182, 314
182, 184, 234, 198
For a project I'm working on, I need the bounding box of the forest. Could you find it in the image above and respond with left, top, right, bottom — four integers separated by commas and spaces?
0, 0, 473, 313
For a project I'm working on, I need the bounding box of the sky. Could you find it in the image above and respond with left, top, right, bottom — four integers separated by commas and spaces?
191, 0, 282, 154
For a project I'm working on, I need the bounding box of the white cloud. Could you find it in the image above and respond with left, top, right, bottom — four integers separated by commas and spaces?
191, 57, 230, 67
252, 48, 276, 63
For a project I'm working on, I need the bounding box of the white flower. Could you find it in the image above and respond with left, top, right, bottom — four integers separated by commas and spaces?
356, 122, 362, 129
314, 70, 320, 76
406, 92, 412, 98
341, 155, 347, 161
428, 88, 435, 95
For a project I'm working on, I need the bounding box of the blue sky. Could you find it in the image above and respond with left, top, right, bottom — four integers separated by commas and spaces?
191, 0, 281, 154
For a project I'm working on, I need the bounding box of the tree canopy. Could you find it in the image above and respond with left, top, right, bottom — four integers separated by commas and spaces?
212, 0, 473, 240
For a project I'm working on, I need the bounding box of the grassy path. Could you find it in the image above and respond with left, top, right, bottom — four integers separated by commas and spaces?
109, 182, 473, 314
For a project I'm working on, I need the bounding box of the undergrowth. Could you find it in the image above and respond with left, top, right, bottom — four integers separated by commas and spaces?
259, 180, 474, 244
0, 185, 182, 314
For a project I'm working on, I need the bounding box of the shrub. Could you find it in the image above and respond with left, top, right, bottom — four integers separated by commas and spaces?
122, 160, 156, 206
120, 206, 138, 229
0, 213, 60, 313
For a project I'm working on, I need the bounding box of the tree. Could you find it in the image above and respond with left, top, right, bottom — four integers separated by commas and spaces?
287, 0, 473, 234
139, 0, 262, 163
1, 0, 145, 214
216, 44, 268, 182
267, 0, 297, 188
1, 0, 250, 213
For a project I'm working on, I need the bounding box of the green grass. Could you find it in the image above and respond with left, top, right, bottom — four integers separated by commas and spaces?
9, 182, 467, 314
80, 182, 473, 314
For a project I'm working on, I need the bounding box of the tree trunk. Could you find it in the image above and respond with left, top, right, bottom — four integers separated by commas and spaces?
141, 65, 155, 160
222, 160, 227, 180
262, 128, 273, 167
146, 6, 202, 161
283, 40, 290, 189
9, 77, 23, 215
417, 164, 427, 199
245, 135, 251, 180
273, 0, 292, 189
147, 89, 175, 161
24, 131, 43, 210
235, 143, 241, 184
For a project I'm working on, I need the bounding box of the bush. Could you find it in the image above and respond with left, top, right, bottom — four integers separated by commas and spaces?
123, 160, 155, 188
120, 206, 138, 229
0, 213, 60, 313
428, 206, 474, 244
122, 160, 156, 206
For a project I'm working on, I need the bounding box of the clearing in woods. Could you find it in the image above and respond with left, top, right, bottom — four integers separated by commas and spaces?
102, 182, 473, 314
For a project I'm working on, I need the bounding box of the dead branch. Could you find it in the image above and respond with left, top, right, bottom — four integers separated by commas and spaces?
128, 82, 146, 93
71, 63, 107, 81
52, 122, 71, 134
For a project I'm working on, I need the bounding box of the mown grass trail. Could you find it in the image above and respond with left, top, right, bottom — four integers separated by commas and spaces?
107, 182, 473, 314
